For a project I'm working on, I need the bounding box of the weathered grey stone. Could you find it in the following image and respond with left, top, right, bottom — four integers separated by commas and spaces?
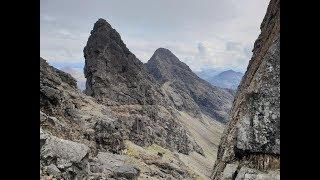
235, 167, 260, 180
96, 152, 128, 166
235, 167, 280, 180
43, 164, 61, 178
56, 158, 73, 169
113, 165, 140, 179
88, 152, 140, 179
41, 132, 89, 163
54, 68, 77, 89
222, 162, 239, 180
235, 36, 280, 154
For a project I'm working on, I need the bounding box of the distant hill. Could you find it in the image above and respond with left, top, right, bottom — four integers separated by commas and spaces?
197, 69, 243, 90
195, 68, 222, 81
209, 70, 243, 90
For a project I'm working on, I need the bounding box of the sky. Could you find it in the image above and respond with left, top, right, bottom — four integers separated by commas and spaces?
40, 0, 269, 89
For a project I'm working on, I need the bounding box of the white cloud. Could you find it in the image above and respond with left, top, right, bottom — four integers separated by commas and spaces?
181, 39, 252, 72
40, 25, 88, 63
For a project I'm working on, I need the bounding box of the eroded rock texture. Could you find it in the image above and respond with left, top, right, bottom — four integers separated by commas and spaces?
40, 15, 239, 179
83, 19, 164, 106
211, 0, 280, 179
40, 57, 203, 179
146, 48, 234, 123
82, 19, 204, 156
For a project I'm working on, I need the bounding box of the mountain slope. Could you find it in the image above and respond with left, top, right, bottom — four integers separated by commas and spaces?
146, 48, 234, 123
83, 18, 204, 156
211, 0, 280, 179
41, 18, 236, 179
40, 57, 217, 179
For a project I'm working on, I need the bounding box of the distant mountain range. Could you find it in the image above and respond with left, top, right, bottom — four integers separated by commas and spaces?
196, 69, 243, 90
195, 68, 221, 80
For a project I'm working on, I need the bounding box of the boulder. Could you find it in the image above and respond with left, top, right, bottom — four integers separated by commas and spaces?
40, 132, 89, 163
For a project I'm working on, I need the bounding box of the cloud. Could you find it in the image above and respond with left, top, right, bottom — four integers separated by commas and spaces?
182, 40, 252, 72
40, 0, 269, 72
40, 14, 56, 22
40, 24, 89, 63
226, 41, 242, 51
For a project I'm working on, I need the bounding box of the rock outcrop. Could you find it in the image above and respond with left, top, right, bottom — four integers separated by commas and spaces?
83, 18, 164, 106
82, 19, 204, 156
210, 0, 280, 179
40, 15, 247, 179
41, 16, 232, 179
146, 48, 234, 123
40, 57, 205, 179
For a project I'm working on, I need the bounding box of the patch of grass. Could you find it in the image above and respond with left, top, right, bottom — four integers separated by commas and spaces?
122, 140, 143, 159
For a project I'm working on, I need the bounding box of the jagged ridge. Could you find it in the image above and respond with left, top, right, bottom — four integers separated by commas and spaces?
146, 47, 234, 123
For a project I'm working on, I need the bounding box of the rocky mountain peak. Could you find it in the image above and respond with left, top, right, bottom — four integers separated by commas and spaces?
147, 48, 192, 78
82, 18, 209, 156
152, 48, 177, 61
84, 18, 131, 61
154, 47, 171, 54
83, 18, 162, 105
146, 48, 234, 123
92, 18, 112, 32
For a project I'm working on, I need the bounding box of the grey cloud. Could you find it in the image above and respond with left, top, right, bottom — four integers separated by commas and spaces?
41, 0, 269, 72
40, 14, 56, 22
226, 41, 242, 51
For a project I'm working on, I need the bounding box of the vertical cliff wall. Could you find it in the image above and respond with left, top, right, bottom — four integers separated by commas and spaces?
211, 0, 280, 179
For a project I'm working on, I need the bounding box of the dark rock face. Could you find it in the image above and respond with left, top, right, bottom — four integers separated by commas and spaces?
211, 0, 280, 179
83, 18, 163, 106
146, 48, 193, 83
40, 57, 78, 116
146, 48, 234, 123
